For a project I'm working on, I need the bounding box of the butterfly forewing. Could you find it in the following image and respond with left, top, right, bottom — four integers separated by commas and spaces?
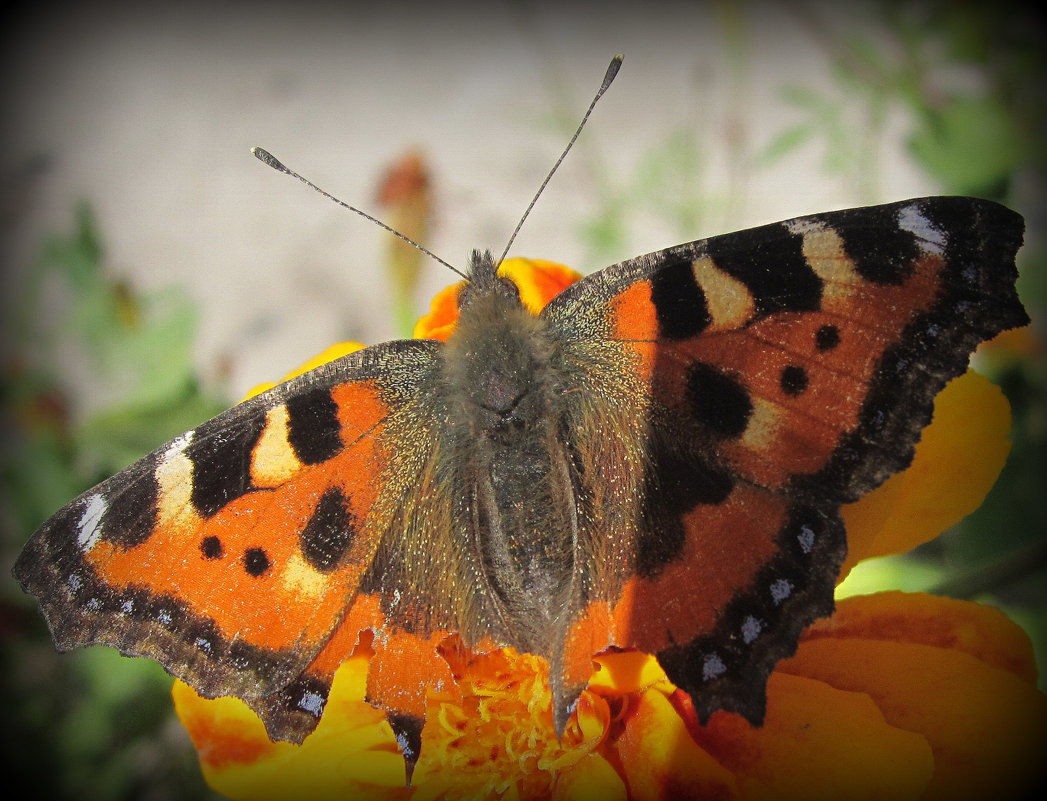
13, 340, 440, 723
544, 195, 1026, 723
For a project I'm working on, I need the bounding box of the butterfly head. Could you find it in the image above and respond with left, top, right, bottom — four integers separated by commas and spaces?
458, 249, 523, 312
439, 248, 558, 449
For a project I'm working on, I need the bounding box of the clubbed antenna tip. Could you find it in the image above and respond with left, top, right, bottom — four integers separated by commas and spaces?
251, 146, 288, 173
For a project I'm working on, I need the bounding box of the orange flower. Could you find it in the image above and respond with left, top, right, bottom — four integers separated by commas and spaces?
173, 259, 1046, 800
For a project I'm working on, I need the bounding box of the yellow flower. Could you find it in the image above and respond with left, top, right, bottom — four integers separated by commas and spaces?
173, 259, 1046, 800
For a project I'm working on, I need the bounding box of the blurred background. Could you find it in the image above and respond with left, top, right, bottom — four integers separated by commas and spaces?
1, 1, 1043, 799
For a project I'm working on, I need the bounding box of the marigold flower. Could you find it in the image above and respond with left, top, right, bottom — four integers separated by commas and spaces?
173, 258, 1046, 800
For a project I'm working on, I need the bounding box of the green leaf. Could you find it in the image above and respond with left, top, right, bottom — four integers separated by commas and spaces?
752, 123, 816, 167
836, 553, 944, 598
76, 380, 227, 475
907, 95, 1022, 195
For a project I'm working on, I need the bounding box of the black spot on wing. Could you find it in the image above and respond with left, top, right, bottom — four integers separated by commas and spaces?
638, 441, 734, 578
187, 414, 265, 518
650, 257, 711, 340
99, 458, 159, 548
300, 487, 357, 573
815, 324, 840, 351
705, 224, 821, 316
244, 547, 271, 577
200, 535, 223, 560
826, 204, 920, 284
286, 388, 342, 465
685, 362, 753, 438
780, 365, 808, 396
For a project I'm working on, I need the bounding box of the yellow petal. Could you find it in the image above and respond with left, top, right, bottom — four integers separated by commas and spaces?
798, 592, 1039, 685
589, 650, 670, 695
841, 371, 1012, 574
553, 753, 629, 801
615, 689, 738, 800
242, 341, 366, 400
172, 653, 407, 801
782, 637, 1047, 801
694, 672, 932, 801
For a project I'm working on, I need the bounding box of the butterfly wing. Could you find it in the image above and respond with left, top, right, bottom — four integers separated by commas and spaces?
13, 338, 442, 742
544, 196, 1027, 723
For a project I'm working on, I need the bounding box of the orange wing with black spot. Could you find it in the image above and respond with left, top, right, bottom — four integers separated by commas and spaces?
13, 339, 442, 744
545, 196, 1026, 725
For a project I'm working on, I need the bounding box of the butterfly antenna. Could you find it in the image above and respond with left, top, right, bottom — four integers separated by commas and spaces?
251, 147, 468, 280
496, 54, 623, 267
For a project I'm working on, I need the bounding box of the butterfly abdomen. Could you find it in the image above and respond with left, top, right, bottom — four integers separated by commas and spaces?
439, 266, 581, 652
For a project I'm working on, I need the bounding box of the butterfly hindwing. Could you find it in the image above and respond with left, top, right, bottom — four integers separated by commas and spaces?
13, 339, 442, 741
545, 196, 1026, 724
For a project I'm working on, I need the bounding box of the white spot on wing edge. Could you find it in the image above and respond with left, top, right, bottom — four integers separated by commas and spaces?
395, 730, 415, 757
770, 578, 793, 605
798, 524, 816, 554
77, 494, 108, 551
702, 652, 727, 681
741, 615, 764, 644
298, 690, 325, 716
166, 430, 195, 458
897, 203, 946, 255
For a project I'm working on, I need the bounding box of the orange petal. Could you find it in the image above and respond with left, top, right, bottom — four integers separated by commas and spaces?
172, 679, 283, 773
497, 258, 582, 315
781, 634, 1047, 800
413, 282, 463, 341
615, 689, 738, 800
173, 654, 409, 800
691, 672, 933, 801
412, 258, 581, 340
841, 370, 1012, 574
799, 592, 1039, 685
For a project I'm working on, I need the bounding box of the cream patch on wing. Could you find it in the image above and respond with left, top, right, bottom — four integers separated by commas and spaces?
692, 256, 755, 330
155, 432, 200, 531
280, 553, 329, 601
251, 404, 304, 488
787, 219, 862, 312
740, 396, 783, 453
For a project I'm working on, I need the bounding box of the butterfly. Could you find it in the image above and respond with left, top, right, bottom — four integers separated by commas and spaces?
12, 57, 1028, 780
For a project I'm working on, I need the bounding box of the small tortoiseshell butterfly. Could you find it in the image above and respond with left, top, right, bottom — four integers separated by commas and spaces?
13, 57, 1028, 777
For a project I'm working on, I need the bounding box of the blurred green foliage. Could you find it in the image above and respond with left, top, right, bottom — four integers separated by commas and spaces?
1, 205, 227, 800
758, 0, 1047, 686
